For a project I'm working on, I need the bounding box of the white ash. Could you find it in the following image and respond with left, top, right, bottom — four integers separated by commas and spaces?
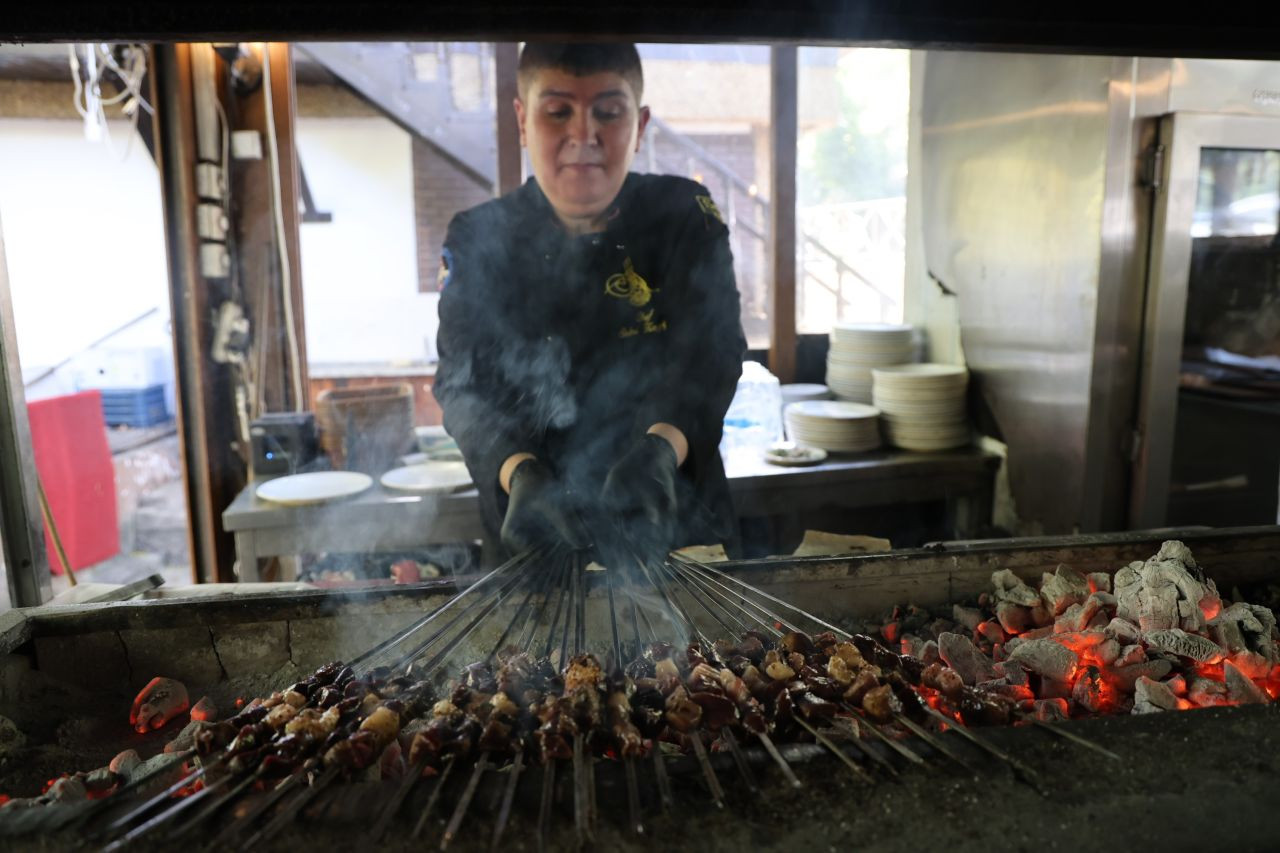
44, 775, 87, 803
1095, 638, 1122, 666
1141, 628, 1224, 663
1133, 675, 1180, 714
1114, 540, 1222, 633
109, 749, 142, 780
1007, 637, 1078, 682
1040, 564, 1091, 616
1209, 602, 1278, 663
1087, 572, 1112, 594
1229, 650, 1272, 679
938, 632, 999, 685
1224, 661, 1270, 705
1116, 643, 1146, 667
952, 604, 983, 632
1112, 659, 1173, 691
1105, 617, 1142, 644
993, 659, 1030, 686
996, 601, 1032, 635
991, 569, 1041, 608
1189, 677, 1231, 707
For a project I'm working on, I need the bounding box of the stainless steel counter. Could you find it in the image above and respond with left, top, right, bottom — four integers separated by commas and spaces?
221, 447, 1000, 580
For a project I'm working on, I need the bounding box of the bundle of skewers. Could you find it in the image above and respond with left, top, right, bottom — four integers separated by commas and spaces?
82, 550, 1118, 850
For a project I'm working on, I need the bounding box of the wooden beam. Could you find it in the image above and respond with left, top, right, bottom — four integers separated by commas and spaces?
227, 43, 309, 416
151, 44, 241, 584
494, 42, 522, 196
0, 208, 51, 607
768, 44, 798, 384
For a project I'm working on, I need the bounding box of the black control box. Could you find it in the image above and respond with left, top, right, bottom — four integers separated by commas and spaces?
250, 412, 318, 477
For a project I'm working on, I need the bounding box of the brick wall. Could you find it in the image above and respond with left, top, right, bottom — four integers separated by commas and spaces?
413, 139, 493, 292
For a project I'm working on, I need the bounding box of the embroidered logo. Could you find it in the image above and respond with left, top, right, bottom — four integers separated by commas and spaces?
695, 194, 724, 224
604, 257, 654, 307
618, 309, 668, 339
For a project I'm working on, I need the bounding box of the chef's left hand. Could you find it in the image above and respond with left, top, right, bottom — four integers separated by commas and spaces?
599, 432, 681, 569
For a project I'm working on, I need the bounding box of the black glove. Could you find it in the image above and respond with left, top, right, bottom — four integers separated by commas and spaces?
599, 433, 680, 569
500, 458, 588, 555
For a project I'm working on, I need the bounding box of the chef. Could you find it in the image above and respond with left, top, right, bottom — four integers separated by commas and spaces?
433, 42, 746, 569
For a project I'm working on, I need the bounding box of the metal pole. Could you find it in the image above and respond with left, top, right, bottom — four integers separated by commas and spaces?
0, 208, 51, 608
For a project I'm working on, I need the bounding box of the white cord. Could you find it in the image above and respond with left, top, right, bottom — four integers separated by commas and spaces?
67, 44, 154, 159
261, 44, 306, 413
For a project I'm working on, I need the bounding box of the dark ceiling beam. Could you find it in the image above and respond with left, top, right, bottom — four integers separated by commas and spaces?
6, 4, 1280, 60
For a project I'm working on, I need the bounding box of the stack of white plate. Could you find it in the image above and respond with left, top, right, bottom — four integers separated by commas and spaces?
784, 400, 882, 454
871, 363, 970, 451
826, 323, 915, 402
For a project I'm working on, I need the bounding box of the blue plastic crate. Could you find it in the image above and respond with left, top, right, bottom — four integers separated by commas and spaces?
99, 385, 169, 427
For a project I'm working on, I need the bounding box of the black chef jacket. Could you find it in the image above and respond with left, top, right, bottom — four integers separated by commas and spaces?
433, 172, 747, 563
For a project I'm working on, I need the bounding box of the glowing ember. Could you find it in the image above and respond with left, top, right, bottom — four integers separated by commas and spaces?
130, 676, 190, 733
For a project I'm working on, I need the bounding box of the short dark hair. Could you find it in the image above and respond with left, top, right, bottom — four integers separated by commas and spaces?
517, 43, 644, 102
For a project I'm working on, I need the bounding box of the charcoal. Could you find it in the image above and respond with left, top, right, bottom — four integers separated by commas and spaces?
45, 776, 87, 802
1033, 698, 1069, 721
991, 569, 1041, 607
0, 714, 26, 758
1106, 617, 1141, 644
996, 601, 1032, 635
952, 604, 983, 632
1072, 667, 1106, 713
1020, 625, 1055, 640
109, 749, 141, 779
164, 718, 210, 754
938, 632, 999, 685
1112, 659, 1173, 692
1054, 604, 1089, 634
976, 620, 1005, 646
1039, 677, 1073, 700
1029, 602, 1054, 628
1116, 643, 1146, 666
1210, 603, 1278, 662
1188, 677, 1231, 707
1142, 628, 1224, 663
1132, 675, 1179, 714
1229, 650, 1272, 679
1163, 674, 1187, 696
901, 633, 927, 659
1095, 638, 1122, 666
1086, 609, 1111, 630
994, 659, 1029, 686
84, 766, 119, 795
918, 640, 940, 666
1040, 564, 1090, 615
1086, 572, 1112, 594
1224, 661, 1270, 705
1007, 638, 1078, 682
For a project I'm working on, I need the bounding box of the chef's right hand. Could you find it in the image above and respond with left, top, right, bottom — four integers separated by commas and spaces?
500, 458, 587, 554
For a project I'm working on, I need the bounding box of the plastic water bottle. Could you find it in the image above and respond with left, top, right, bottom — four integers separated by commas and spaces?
720, 361, 783, 465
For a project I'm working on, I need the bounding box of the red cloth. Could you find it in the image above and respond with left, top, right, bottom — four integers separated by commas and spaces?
26, 390, 119, 573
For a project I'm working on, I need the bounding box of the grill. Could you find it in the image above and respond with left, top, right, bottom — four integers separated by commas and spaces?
1, 526, 1278, 849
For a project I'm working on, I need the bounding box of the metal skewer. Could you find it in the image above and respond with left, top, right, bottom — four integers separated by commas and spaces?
102, 773, 230, 852
892, 712, 982, 777
412, 755, 458, 840
241, 765, 339, 849
922, 707, 1048, 795
440, 751, 490, 850
489, 749, 525, 853
1030, 718, 1123, 761
793, 716, 875, 784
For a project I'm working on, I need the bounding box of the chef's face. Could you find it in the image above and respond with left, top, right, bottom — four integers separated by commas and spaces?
514, 69, 650, 228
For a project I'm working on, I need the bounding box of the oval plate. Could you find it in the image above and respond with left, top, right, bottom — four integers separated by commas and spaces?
763, 442, 829, 467
256, 471, 373, 506
380, 461, 473, 493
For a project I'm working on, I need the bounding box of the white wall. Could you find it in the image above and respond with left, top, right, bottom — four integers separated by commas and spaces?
296, 116, 440, 366
0, 118, 173, 391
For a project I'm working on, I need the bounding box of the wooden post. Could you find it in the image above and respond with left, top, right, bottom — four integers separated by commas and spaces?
768, 45, 798, 384
151, 44, 241, 583
495, 42, 523, 196
231, 43, 309, 415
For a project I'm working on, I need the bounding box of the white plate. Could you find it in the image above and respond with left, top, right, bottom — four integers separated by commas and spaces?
786, 400, 880, 421
256, 471, 373, 506
380, 461, 473, 493
764, 443, 829, 466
